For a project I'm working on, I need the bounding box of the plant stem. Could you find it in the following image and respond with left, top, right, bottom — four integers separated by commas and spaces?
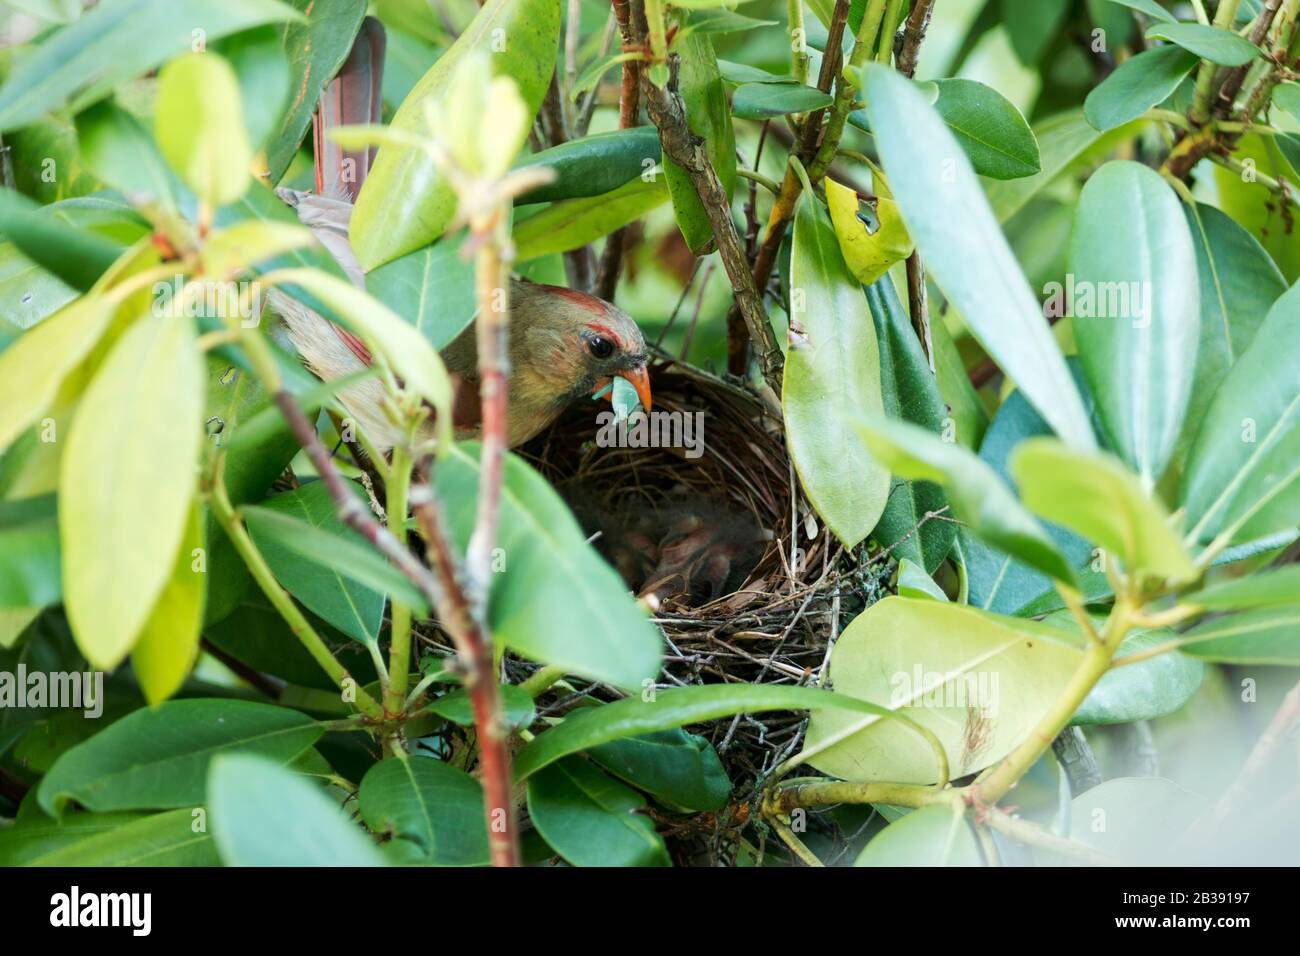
984, 810, 1119, 865
208, 471, 384, 720
874, 0, 906, 63
383, 445, 414, 717
1191, 0, 1242, 122
788, 0, 810, 85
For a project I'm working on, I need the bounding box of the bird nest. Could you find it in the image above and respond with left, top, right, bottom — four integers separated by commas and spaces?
518, 357, 896, 810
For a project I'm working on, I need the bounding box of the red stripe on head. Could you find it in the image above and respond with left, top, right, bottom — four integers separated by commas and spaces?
537, 283, 607, 315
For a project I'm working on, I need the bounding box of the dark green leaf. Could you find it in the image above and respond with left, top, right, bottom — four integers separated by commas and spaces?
731, 82, 833, 119
1083, 44, 1197, 131
1179, 607, 1300, 664
1188, 565, 1300, 611
587, 729, 730, 812
365, 233, 476, 352
73, 101, 177, 210
1000, 0, 1070, 63
358, 755, 488, 864
1146, 23, 1260, 66
932, 78, 1040, 181
1, 808, 218, 866
511, 127, 661, 205
1103, 0, 1176, 24
424, 684, 535, 730
214, 24, 292, 152
0, 494, 60, 608
0, 189, 131, 291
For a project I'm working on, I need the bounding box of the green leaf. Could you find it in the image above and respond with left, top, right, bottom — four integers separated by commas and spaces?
2, 809, 219, 866
436, 444, 662, 691
896, 558, 948, 601
587, 729, 731, 812
1178, 607, 1300, 664
865, 277, 955, 573
717, 59, 797, 85
209, 752, 387, 865
1083, 44, 1197, 131
987, 110, 1118, 223
512, 174, 668, 262
527, 757, 671, 867
425, 684, 536, 730
245, 480, 407, 642
73, 101, 177, 210
731, 82, 833, 119
0, 295, 114, 451
0, 495, 61, 609
214, 25, 292, 154
1182, 283, 1300, 548
861, 64, 1095, 450
783, 193, 890, 549
1063, 777, 1206, 864
0, 189, 131, 291
824, 178, 913, 286
60, 313, 203, 669
1069, 160, 1199, 484
572, 51, 644, 94
0, 240, 78, 333
130, 502, 206, 706
662, 30, 736, 254
854, 804, 983, 866
1010, 438, 1195, 582
932, 79, 1040, 181
1, 0, 84, 23
512, 683, 934, 782
0, 0, 302, 133
154, 52, 254, 206
1188, 565, 1300, 611
1000, 0, 1070, 63
265, 267, 454, 447
357, 755, 488, 865
854, 416, 1075, 583
1103, 0, 1176, 23
683, 9, 776, 34
1181, 202, 1287, 450
350, 0, 561, 268
37, 699, 321, 816
804, 597, 1084, 784
512, 127, 661, 205
1146, 23, 1260, 66
1273, 81, 1300, 122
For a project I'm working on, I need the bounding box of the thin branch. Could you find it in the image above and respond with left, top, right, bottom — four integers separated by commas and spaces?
1215, 0, 1285, 117
896, 0, 937, 79
595, 0, 641, 301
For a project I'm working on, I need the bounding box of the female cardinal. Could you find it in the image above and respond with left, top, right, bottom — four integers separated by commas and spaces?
271, 17, 651, 450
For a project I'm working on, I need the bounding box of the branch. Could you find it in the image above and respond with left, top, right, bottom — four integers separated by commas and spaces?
1215, 0, 1285, 117
595, 0, 642, 302
896, 0, 937, 79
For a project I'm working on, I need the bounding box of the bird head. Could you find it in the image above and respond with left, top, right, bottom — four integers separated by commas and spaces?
512, 282, 652, 416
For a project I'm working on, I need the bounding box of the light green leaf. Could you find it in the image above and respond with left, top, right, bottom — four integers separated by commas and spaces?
1010, 438, 1195, 582
0, 295, 114, 451
932, 78, 1040, 181
861, 65, 1095, 450
209, 752, 387, 866
0, 0, 302, 133
0, 495, 61, 609
1178, 607, 1300, 664
1146, 23, 1260, 66
1187, 565, 1300, 611
1069, 160, 1199, 484
60, 313, 203, 669
1083, 44, 1197, 131
854, 804, 983, 866
1063, 777, 1206, 864
357, 755, 488, 865
37, 699, 321, 816
74, 100, 177, 210
527, 757, 670, 867
731, 82, 833, 119
854, 416, 1075, 583
154, 52, 254, 206
1104, 0, 1176, 23
350, 0, 561, 268
214, 24, 292, 153
783, 192, 890, 549
1182, 283, 1300, 548
425, 684, 536, 730
130, 502, 206, 706
804, 597, 1083, 784
436, 444, 662, 692
512, 175, 668, 261
199, 220, 314, 281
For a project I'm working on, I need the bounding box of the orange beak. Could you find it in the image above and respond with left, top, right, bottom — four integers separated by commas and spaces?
593, 365, 653, 412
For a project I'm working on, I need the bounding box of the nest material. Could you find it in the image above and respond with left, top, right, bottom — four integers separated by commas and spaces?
518, 359, 895, 817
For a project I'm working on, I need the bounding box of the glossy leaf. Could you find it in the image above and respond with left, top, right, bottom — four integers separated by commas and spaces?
527, 757, 670, 867
209, 752, 387, 866
1010, 438, 1195, 582
358, 755, 488, 865
1187, 565, 1300, 611
1083, 44, 1197, 131
350, 0, 561, 268
932, 78, 1040, 181
1146, 23, 1259, 67
0, 0, 302, 133
513, 175, 668, 261
987, 110, 1116, 223
60, 313, 203, 669
0, 295, 114, 451
513, 683, 932, 782
861, 65, 1095, 450
854, 415, 1075, 583
130, 502, 206, 706
1, 809, 219, 866
512, 128, 661, 205
1178, 607, 1300, 665
662, 30, 736, 254
865, 277, 955, 573
854, 804, 982, 867
731, 82, 833, 119
37, 699, 321, 816
587, 729, 730, 812
435, 444, 662, 691
1182, 283, 1300, 547
425, 684, 536, 730
805, 597, 1083, 784
783, 192, 890, 549
155, 53, 253, 207
1069, 160, 1199, 484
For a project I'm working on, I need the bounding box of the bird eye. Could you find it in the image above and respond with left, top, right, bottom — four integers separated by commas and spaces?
588, 335, 614, 359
